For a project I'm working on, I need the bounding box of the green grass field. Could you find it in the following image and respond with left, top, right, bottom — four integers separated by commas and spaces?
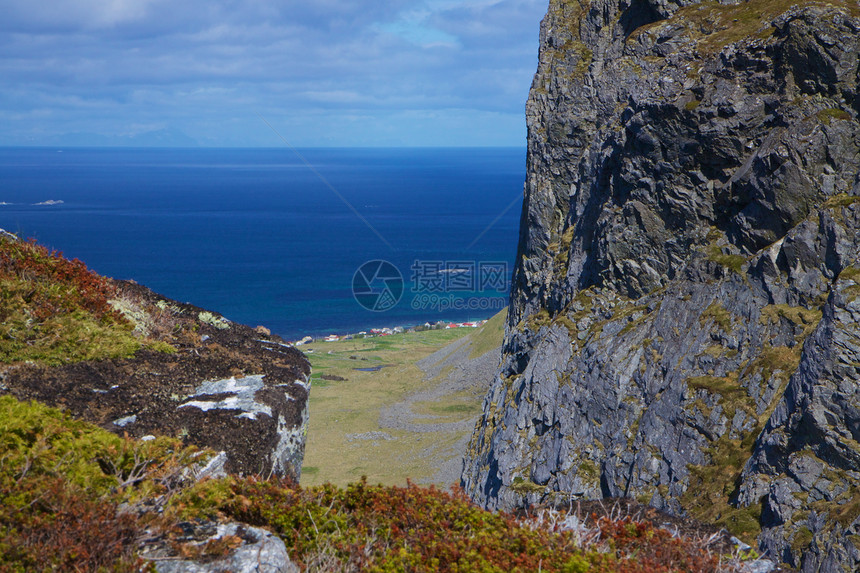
300, 311, 505, 487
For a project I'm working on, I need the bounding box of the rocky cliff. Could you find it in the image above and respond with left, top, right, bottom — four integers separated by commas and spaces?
462, 0, 860, 570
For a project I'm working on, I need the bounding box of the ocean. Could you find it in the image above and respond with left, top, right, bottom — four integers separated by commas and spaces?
0, 147, 524, 340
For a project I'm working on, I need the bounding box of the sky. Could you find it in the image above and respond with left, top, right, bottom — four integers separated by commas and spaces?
0, 0, 548, 147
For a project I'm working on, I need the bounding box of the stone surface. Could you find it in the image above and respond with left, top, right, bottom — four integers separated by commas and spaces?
144, 522, 298, 573
462, 0, 860, 570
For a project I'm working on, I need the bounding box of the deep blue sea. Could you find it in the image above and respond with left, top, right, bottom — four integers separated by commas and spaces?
0, 147, 524, 340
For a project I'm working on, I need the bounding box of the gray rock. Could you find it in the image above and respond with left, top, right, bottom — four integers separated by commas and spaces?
113, 414, 137, 427
0, 228, 19, 242
148, 523, 297, 573
462, 0, 860, 571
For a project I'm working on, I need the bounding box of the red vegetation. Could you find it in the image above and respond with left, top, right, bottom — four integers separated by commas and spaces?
0, 476, 144, 572
0, 237, 118, 321
181, 476, 724, 572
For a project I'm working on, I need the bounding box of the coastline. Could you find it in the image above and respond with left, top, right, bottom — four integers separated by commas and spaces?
288, 317, 490, 346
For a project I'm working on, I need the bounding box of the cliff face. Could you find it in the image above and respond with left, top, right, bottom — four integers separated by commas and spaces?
462, 0, 860, 569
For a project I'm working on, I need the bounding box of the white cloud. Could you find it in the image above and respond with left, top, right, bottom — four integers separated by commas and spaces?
0, 0, 547, 146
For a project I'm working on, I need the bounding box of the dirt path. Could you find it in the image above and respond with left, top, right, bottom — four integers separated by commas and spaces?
379, 333, 501, 486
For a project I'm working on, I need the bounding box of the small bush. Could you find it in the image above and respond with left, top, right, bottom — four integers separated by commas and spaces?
0, 396, 203, 572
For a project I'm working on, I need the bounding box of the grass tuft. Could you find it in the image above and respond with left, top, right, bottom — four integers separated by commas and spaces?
0, 236, 176, 365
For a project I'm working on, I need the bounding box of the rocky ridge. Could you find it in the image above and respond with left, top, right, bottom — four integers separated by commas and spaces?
0, 233, 310, 481
462, 0, 860, 570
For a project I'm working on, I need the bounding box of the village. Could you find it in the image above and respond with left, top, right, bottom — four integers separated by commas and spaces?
290, 319, 488, 346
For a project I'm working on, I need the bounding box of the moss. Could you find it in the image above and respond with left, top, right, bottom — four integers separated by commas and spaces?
791, 527, 814, 554
0, 308, 143, 366
700, 301, 733, 333
685, 99, 702, 110
572, 289, 596, 319
687, 371, 753, 420
0, 395, 201, 501
571, 42, 593, 77
824, 193, 860, 209
760, 304, 822, 341
633, 0, 860, 56
688, 398, 713, 419
147, 340, 178, 354
556, 314, 578, 333
811, 486, 860, 528
817, 108, 852, 125
628, 412, 643, 447
681, 432, 763, 544
702, 345, 725, 358
840, 265, 860, 282
617, 304, 655, 335
702, 228, 747, 274
839, 265, 860, 302
526, 308, 552, 330
578, 459, 600, 487
171, 476, 238, 520
708, 249, 747, 274
552, 226, 577, 272
744, 344, 803, 406
0, 239, 180, 365
510, 476, 546, 495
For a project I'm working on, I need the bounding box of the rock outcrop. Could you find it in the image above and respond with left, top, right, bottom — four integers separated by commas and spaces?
142, 522, 299, 573
1, 277, 310, 481
462, 0, 860, 570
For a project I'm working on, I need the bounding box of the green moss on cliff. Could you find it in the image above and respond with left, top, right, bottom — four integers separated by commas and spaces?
707, 245, 747, 274
0, 238, 142, 365
700, 301, 733, 333
760, 304, 822, 334
682, 431, 763, 544
0, 395, 205, 571
824, 193, 860, 209
634, 0, 860, 56
817, 108, 852, 125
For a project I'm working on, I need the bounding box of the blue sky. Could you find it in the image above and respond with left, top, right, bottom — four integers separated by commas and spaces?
0, 0, 548, 147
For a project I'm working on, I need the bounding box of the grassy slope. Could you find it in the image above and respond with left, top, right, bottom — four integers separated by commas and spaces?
301, 312, 506, 487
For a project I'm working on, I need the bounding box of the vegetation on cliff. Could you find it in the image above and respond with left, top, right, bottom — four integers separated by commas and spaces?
0, 235, 173, 365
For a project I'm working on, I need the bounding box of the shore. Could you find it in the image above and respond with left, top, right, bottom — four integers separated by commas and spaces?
288, 318, 490, 346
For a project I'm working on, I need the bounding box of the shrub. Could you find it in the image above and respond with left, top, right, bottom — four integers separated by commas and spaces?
172, 477, 723, 573
0, 396, 202, 572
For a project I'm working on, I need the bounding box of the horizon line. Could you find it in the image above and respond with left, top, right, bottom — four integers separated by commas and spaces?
0, 144, 527, 150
